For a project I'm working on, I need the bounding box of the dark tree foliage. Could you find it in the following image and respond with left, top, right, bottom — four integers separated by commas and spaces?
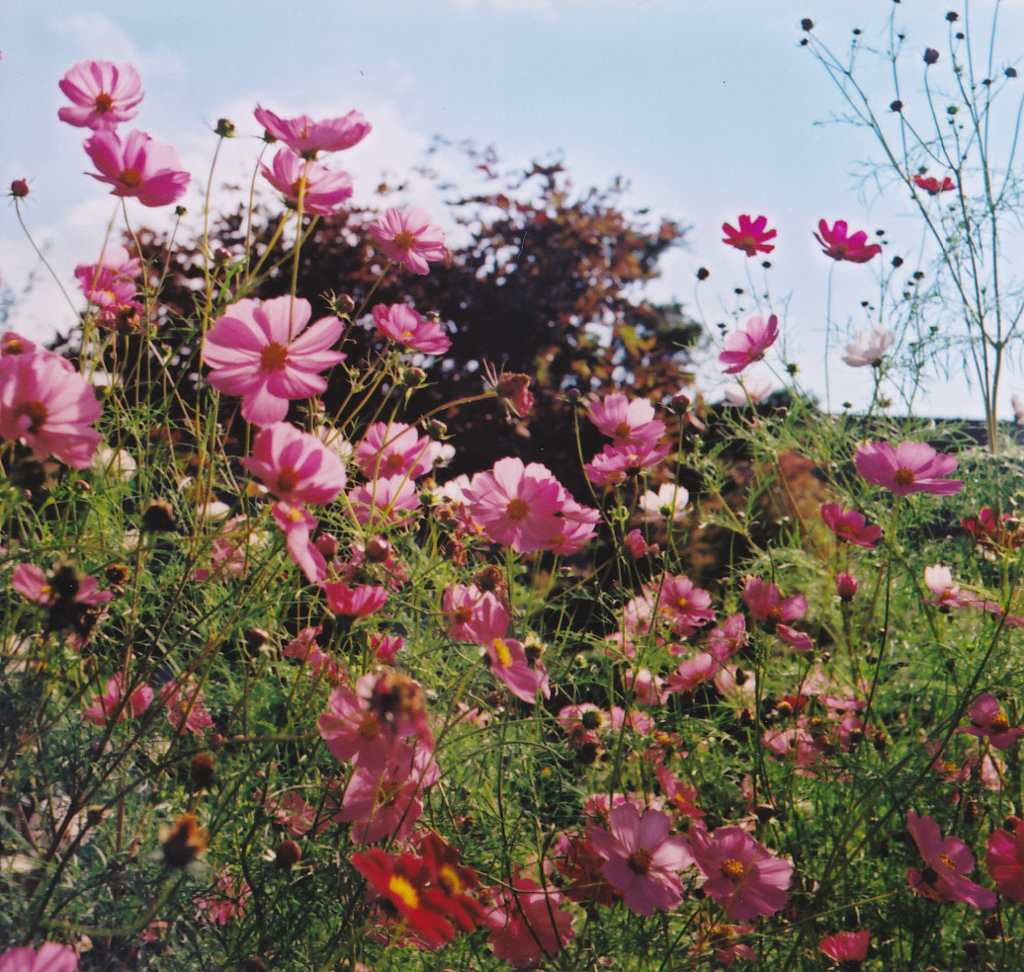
117, 145, 701, 491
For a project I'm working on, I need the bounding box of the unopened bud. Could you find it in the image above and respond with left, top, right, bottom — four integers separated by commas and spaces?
276, 838, 302, 868
10, 178, 29, 198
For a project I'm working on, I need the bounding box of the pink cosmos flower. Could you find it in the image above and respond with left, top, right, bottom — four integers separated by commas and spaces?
665, 651, 725, 693
723, 374, 774, 405
346, 475, 421, 528
58, 59, 143, 130
369, 205, 447, 275
196, 869, 251, 925
464, 457, 564, 552
160, 681, 215, 736
552, 833, 623, 905
843, 327, 893, 367
722, 214, 777, 256
906, 810, 996, 907
242, 422, 345, 505
373, 303, 451, 355
253, 105, 371, 157
354, 421, 439, 481
957, 693, 1024, 749
985, 817, 1024, 902
444, 584, 510, 643
484, 876, 575, 968
706, 613, 747, 661
692, 920, 757, 967
0, 943, 79, 972
743, 576, 812, 650
271, 501, 327, 583
486, 637, 549, 704
84, 130, 190, 207
321, 580, 388, 617
820, 503, 882, 547
586, 392, 666, 446
319, 682, 392, 768
584, 440, 672, 486
259, 148, 353, 216
687, 824, 792, 921
814, 220, 882, 263
914, 174, 956, 196
819, 929, 870, 966
854, 440, 963, 496
589, 803, 693, 914
655, 765, 705, 820
0, 352, 102, 468
202, 296, 345, 426
84, 674, 153, 726
718, 315, 779, 374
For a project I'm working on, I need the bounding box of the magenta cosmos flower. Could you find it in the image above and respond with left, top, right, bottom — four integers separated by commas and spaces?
0, 943, 78, 972
58, 59, 143, 130
814, 220, 881, 263
906, 810, 996, 907
254, 105, 370, 157
372, 303, 451, 355
241, 422, 345, 505
84, 130, 190, 207
589, 803, 693, 915
586, 392, 666, 446
688, 824, 792, 921
743, 576, 812, 650
718, 315, 779, 374
484, 876, 575, 968
956, 693, 1024, 749
818, 929, 870, 966
370, 205, 447, 275
914, 174, 956, 196
0, 351, 102, 468
820, 503, 882, 547
722, 214, 777, 256
202, 296, 345, 426
259, 149, 353, 216
854, 440, 963, 496
985, 817, 1024, 902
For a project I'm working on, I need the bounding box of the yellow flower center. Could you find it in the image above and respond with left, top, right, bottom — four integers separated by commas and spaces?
722, 859, 746, 881
276, 467, 299, 494
392, 230, 417, 251
492, 638, 512, 667
388, 875, 420, 909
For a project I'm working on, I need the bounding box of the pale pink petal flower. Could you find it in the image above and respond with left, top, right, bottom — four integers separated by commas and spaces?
855, 440, 963, 496
586, 392, 666, 446
346, 475, 421, 528
369, 205, 447, 275
271, 501, 328, 583
584, 440, 672, 486
203, 296, 345, 426
259, 148, 353, 216
843, 327, 893, 367
723, 373, 774, 405
638, 482, 689, 521
956, 693, 1024, 749
354, 421, 439, 481
84, 129, 190, 207
254, 105, 371, 156
242, 422, 346, 505
0, 942, 79, 972
373, 303, 451, 355
464, 457, 564, 552
58, 59, 143, 130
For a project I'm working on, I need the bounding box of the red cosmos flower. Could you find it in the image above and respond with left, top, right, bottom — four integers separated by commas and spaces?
906, 810, 996, 907
84, 130, 190, 207
369, 205, 447, 275
956, 693, 1024, 749
687, 824, 792, 921
820, 503, 882, 547
819, 929, 870, 967
814, 220, 882, 263
417, 832, 487, 932
743, 576, 813, 651
254, 105, 371, 158
854, 440, 963, 496
58, 59, 143, 130
351, 848, 456, 948
913, 174, 956, 196
259, 149, 353, 216
722, 214, 777, 256
718, 314, 779, 374
985, 817, 1024, 902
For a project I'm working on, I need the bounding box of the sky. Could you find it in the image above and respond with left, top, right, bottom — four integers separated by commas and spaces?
3, 0, 1024, 419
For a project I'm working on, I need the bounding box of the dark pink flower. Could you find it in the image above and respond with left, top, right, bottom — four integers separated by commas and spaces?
444, 584, 510, 643
906, 810, 996, 907
819, 929, 870, 966
160, 681, 214, 737
0, 943, 78, 972
203, 296, 345, 426
59, 59, 143, 130
0, 352, 102, 468
854, 440, 963, 496
722, 214, 777, 256
74, 245, 143, 323
84, 674, 153, 726
369, 205, 447, 275
84, 130, 190, 207
242, 422, 345, 505
259, 148, 353, 216
590, 803, 693, 915
253, 105, 371, 157
913, 174, 956, 195
985, 817, 1024, 902
373, 303, 451, 355
586, 392, 666, 446
718, 315, 779, 374
584, 440, 671, 486
957, 693, 1024, 749
484, 876, 574, 968
271, 501, 327, 583
552, 833, 623, 905
820, 503, 882, 547
835, 572, 859, 601
321, 580, 388, 617
688, 824, 792, 921
318, 682, 391, 768
743, 576, 812, 650
706, 613, 747, 660
814, 220, 882, 263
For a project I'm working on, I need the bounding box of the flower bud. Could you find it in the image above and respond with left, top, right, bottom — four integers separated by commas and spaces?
924, 48, 940, 65
275, 838, 302, 868
10, 179, 29, 198
190, 752, 217, 789
835, 572, 859, 601
215, 118, 235, 137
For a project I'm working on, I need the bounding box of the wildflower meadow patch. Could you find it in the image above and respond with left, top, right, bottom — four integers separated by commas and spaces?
4, 6, 1024, 971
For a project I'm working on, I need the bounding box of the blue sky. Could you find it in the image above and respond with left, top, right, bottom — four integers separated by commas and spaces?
3, 0, 1023, 418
